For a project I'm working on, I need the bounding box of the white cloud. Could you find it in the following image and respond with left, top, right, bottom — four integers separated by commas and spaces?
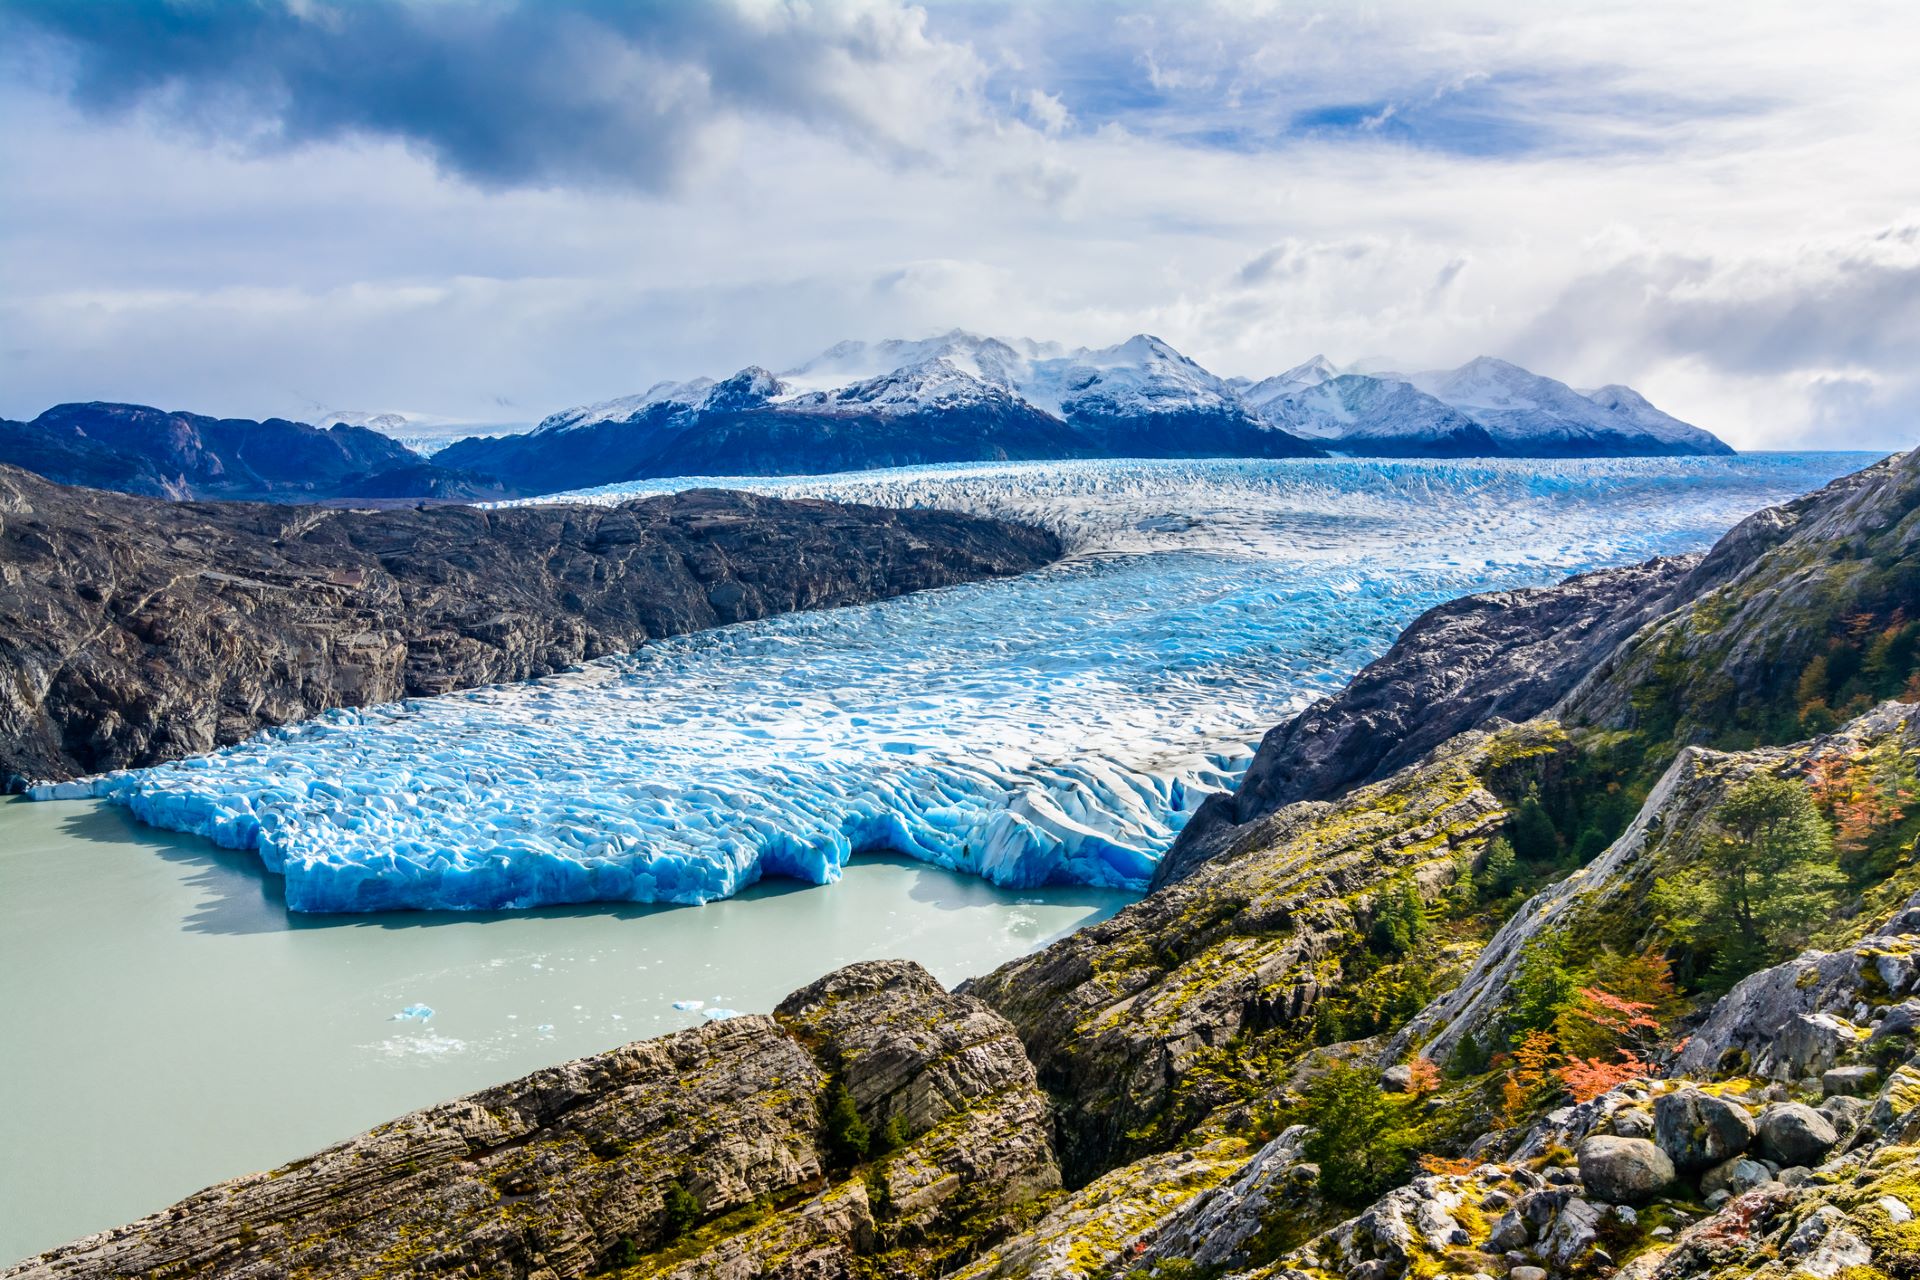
0, 0, 1916, 449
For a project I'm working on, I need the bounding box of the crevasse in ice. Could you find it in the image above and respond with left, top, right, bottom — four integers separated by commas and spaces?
36, 455, 1866, 912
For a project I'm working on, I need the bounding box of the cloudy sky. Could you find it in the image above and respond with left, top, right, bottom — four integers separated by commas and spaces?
1, 0, 1915, 449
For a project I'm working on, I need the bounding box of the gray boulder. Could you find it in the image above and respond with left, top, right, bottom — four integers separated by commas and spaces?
1654, 1088, 1756, 1172
1824, 1064, 1879, 1096
1576, 1137, 1676, 1204
1700, 1156, 1772, 1199
1757, 1102, 1840, 1166
1611, 1108, 1655, 1139
1821, 1094, 1870, 1131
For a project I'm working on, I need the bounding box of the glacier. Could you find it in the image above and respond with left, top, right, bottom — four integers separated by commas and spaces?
36, 454, 1869, 913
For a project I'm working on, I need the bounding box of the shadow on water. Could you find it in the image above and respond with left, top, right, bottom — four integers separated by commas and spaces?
50, 804, 1127, 940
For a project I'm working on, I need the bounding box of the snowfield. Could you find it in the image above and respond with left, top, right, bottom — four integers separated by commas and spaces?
38, 454, 1866, 912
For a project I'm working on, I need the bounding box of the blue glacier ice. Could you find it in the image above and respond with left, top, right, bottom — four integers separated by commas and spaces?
35, 454, 1870, 912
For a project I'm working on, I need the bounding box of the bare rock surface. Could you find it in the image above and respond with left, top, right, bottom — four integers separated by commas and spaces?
5, 962, 1052, 1280
0, 464, 1060, 784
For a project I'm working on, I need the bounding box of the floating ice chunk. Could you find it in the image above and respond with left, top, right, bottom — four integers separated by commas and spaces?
702, 1008, 743, 1021
391, 1003, 435, 1022
672, 999, 704, 1011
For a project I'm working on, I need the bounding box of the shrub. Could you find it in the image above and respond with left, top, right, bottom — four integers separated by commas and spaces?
824, 1083, 871, 1166
660, 1180, 700, 1241
1300, 1062, 1420, 1205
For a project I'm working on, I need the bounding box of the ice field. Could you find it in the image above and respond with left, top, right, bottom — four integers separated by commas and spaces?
38, 454, 1869, 912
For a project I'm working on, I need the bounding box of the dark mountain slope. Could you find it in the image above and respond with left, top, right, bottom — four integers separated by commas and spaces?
0, 402, 517, 502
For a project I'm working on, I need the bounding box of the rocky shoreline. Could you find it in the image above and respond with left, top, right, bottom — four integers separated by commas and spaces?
0, 464, 1061, 786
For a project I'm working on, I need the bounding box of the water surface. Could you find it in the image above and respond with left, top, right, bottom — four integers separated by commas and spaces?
0, 797, 1124, 1261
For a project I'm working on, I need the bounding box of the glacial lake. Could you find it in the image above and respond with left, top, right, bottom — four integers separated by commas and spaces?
2, 453, 1874, 1260
0, 796, 1127, 1260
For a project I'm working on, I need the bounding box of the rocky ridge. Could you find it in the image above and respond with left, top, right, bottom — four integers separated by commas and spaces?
0, 402, 512, 503
1161, 556, 1699, 886
0, 465, 1061, 785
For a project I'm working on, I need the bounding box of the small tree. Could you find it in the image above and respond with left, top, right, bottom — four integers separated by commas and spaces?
1369, 875, 1428, 957
1510, 787, 1560, 863
1510, 933, 1577, 1033
1653, 773, 1841, 985
877, 1113, 912, 1155
1554, 949, 1678, 1060
1478, 836, 1519, 898
1300, 1062, 1419, 1205
824, 1083, 870, 1166
660, 1180, 700, 1241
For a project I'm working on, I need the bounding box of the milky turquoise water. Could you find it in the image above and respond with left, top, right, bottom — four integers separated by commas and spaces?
0, 797, 1125, 1261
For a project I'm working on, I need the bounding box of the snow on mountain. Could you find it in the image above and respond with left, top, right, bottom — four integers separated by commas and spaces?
535, 377, 717, 434
1405, 357, 1732, 456
1240, 354, 1341, 414
780, 330, 1058, 398
789, 355, 1031, 418
1579, 384, 1730, 452
1262, 374, 1499, 455
1024, 333, 1246, 421
312, 409, 412, 434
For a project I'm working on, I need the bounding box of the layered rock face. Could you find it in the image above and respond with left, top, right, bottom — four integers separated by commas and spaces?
4, 962, 1057, 1280
0, 466, 1060, 784
1159, 557, 1697, 885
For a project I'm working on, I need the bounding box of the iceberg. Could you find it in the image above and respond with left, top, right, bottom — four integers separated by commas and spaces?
38, 455, 1865, 913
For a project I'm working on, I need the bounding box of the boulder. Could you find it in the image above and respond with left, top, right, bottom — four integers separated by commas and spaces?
1577, 1137, 1676, 1204
1757, 1102, 1840, 1166
1700, 1156, 1772, 1199
1380, 1064, 1414, 1092
1611, 1108, 1655, 1139
1821, 1094, 1870, 1130
1872, 1000, 1920, 1043
1654, 1089, 1756, 1172
1824, 1064, 1879, 1096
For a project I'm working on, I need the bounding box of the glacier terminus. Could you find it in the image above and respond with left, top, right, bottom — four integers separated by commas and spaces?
36, 454, 1863, 913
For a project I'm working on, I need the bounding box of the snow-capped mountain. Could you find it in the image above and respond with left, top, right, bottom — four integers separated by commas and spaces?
1262, 374, 1501, 457
435, 334, 1729, 496
1402, 357, 1732, 457
1578, 383, 1728, 452
534, 377, 718, 433
1239, 354, 1341, 414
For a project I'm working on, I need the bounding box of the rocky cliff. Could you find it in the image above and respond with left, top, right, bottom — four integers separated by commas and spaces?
0, 465, 1060, 785
1159, 557, 1698, 886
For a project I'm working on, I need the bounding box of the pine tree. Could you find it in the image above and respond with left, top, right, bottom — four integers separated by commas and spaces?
1510, 786, 1559, 863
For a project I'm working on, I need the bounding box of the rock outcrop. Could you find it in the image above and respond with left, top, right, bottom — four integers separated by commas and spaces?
962, 720, 1562, 1183
0, 466, 1061, 784
4, 961, 1056, 1280
1160, 557, 1696, 884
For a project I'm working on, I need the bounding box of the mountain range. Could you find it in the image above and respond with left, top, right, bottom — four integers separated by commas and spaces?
0, 335, 1731, 504
436, 332, 1730, 491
